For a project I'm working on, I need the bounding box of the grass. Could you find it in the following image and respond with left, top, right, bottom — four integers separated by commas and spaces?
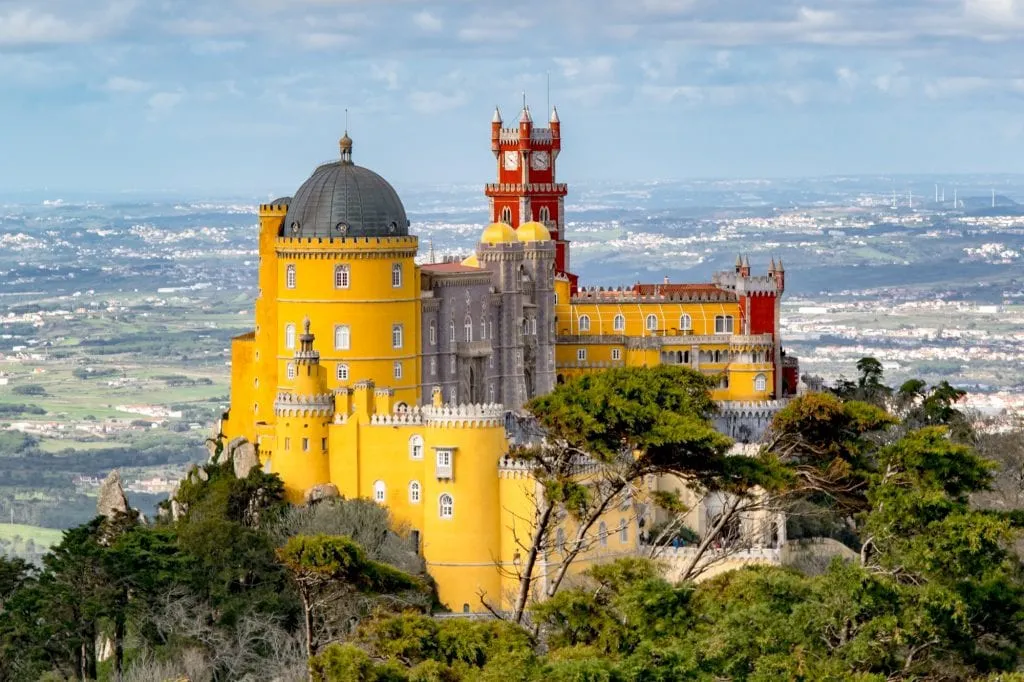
0, 523, 64, 549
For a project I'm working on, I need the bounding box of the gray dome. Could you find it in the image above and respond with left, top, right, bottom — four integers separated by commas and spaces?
281, 142, 409, 239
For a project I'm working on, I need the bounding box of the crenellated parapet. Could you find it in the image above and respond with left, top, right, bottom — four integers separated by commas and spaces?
274, 391, 335, 418
275, 235, 418, 260
571, 285, 737, 304
422, 403, 506, 428
715, 399, 789, 443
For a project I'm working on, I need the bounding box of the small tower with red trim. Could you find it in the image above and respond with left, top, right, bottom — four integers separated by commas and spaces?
486, 103, 572, 280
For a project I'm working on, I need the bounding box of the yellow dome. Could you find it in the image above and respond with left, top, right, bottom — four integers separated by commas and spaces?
516, 221, 552, 242
460, 254, 480, 267
480, 222, 517, 244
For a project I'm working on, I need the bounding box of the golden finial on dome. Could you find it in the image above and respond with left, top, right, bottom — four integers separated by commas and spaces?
339, 131, 353, 164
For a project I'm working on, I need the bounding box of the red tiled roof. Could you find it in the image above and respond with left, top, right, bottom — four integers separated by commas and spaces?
633, 283, 723, 296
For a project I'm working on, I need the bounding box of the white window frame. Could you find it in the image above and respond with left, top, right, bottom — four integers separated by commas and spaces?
334, 324, 350, 350
500, 206, 512, 223
285, 264, 296, 289
612, 348, 621, 361
334, 264, 350, 289
578, 314, 591, 332
449, 320, 455, 342
577, 348, 587, 361
680, 313, 692, 331
715, 315, 734, 334
286, 363, 296, 379
409, 481, 421, 504
464, 316, 473, 342
393, 361, 403, 379
480, 318, 487, 340
539, 206, 550, 222
754, 373, 767, 392
613, 314, 625, 331
436, 448, 453, 479
439, 493, 454, 519
392, 263, 403, 288
337, 363, 349, 381
429, 321, 437, 345
392, 324, 404, 349
373, 480, 386, 502
645, 314, 658, 332
409, 435, 424, 460
285, 323, 296, 350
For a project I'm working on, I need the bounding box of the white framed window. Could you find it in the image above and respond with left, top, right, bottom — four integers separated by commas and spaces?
613, 314, 625, 331
430, 357, 437, 376
532, 318, 537, 335
337, 363, 349, 381
619, 518, 628, 543
489, 320, 493, 339
577, 348, 587, 361
715, 315, 734, 334
392, 263, 403, 288
612, 348, 621, 361
539, 206, 550, 222
285, 323, 296, 350
302, 438, 309, 452
392, 324, 404, 349
578, 314, 591, 332
599, 521, 608, 547
286, 363, 296, 379
449, 320, 456, 342
436, 449, 453, 478
480, 318, 487, 340
334, 264, 350, 289
285, 264, 296, 289
680, 314, 692, 331
645, 314, 658, 332
429, 321, 437, 345
439, 493, 454, 519
754, 373, 767, 392
500, 206, 512, 223
464, 316, 473, 342
334, 325, 350, 350
409, 435, 424, 460
373, 480, 386, 502
409, 481, 421, 503
449, 355, 456, 373
393, 361, 403, 379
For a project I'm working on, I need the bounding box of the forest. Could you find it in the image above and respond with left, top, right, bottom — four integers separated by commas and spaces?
1, 362, 1023, 682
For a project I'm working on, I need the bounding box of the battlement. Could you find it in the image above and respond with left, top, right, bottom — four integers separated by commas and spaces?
497, 128, 555, 144
712, 271, 780, 295
422, 403, 506, 428
571, 285, 736, 304
485, 183, 568, 195
274, 391, 335, 417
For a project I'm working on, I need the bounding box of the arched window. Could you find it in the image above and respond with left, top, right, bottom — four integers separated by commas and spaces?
392, 324, 404, 349
464, 316, 473, 342
645, 314, 658, 332
336, 364, 349, 381
754, 373, 767, 392
334, 325, 350, 350
393, 361, 403, 379
599, 521, 608, 547
392, 263, 403, 288
334, 264, 350, 289
409, 481, 421, 503
613, 314, 625, 331
285, 264, 296, 289
500, 206, 512, 223
429, 320, 437, 345
578, 314, 591, 332
480, 317, 487, 340
680, 314, 692, 331
286, 363, 296, 379
285, 323, 296, 349
449, 320, 456, 342
373, 481, 386, 503
409, 435, 424, 460
539, 206, 550, 222
439, 493, 454, 519
619, 518, 628, 543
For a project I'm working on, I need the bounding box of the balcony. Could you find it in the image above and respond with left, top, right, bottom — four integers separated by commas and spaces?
456, 340, 492, 358
434, 447, 454, 479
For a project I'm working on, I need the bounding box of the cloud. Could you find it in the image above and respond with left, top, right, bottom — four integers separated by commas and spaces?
370, 62, 400, 90
0, 3, 133, 46
408, 90, 467, 114
147, 91, 184, 115
103, 76, 150, 93
412, 10, 442, 32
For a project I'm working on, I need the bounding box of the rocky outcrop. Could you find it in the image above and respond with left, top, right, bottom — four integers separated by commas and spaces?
232, 441, 259, 479
96, 470, 130, 518
304, 483, 341, 505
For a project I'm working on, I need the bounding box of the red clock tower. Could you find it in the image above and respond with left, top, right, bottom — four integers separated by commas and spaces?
486, 104, 574, 282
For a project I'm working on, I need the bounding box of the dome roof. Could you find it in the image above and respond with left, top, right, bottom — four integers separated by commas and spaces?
480, 222, 516, 244
460, 254, 480, 267
281, 135, 409, 239
516, 221, 552, 242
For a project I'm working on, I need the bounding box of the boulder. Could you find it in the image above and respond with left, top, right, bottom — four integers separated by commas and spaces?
304, 483, 340, 505
232, 441, 259, 479
96, 470, 130, 518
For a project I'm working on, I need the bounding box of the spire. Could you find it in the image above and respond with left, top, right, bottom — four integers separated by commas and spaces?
339, 131, 353, 165
550, 106, 559, 123
492, 106, 502, 124
769, 257, 777, 272
777, 258, 784, 272
742, 254, 750, 268
735, 254, 743, 268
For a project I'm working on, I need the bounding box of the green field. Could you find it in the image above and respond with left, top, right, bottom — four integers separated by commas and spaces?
0, 523, 64, 550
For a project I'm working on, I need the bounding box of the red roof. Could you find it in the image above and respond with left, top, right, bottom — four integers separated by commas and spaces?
633, 283, 726, 297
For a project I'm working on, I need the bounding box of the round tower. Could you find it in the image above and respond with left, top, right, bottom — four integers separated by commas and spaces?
275, 134, 421, 408
273, 319, 333, 502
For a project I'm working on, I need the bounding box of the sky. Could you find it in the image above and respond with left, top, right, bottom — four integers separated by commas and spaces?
2, 0, 1024, 196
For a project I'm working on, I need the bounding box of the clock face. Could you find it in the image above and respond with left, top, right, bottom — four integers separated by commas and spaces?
530, 151, 550, 171
503, 151, 519, 171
